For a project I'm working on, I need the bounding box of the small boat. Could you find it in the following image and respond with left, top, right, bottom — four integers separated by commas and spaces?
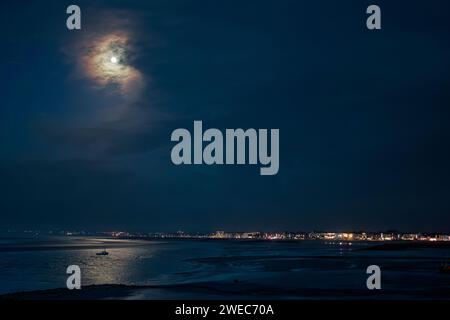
440, 263, 450, 274
96, 249, 109, 256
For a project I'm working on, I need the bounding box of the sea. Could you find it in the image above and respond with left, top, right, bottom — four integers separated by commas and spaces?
0, 236, 449, 299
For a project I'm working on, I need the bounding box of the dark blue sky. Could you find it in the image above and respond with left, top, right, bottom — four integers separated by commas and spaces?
1, 0, 450, 232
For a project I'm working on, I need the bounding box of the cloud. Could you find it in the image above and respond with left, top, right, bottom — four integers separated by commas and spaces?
38, 103, 181, 157
49, 9, 175, 158
64, 11, 145, 101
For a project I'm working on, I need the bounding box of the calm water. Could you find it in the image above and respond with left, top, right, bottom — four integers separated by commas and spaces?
0, 236, 449, 299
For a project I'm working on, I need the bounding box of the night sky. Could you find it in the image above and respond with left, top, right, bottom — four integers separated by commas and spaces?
1, 0, 450, 232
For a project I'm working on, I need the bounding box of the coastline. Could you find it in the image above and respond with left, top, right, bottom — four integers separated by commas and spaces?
2, 282, 450, 300
1, 238, 450, 300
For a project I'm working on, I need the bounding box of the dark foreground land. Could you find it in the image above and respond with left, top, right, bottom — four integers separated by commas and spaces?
1, 278, 450, 300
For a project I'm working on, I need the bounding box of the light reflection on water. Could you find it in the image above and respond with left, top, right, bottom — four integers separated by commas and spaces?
1, 237, 450, 299
69, 247, 151, 285
0, 239, 164, 294
0, 238, 224, 294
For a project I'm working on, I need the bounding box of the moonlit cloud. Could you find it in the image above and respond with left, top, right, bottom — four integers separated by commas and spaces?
51, 9, 172, 158
79, 32, 144, 100
64, 11, 145, 102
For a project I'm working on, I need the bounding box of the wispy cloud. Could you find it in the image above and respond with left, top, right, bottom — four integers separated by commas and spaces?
64, 10, 145, 101
47, 9, 175, 158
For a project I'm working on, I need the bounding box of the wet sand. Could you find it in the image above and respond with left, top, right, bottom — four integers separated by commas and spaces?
1, 238, 450, 300
2, 280, 450, 300
360, 242, 450, 251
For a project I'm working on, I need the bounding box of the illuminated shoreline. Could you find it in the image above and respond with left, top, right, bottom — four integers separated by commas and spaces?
3, 230, 449, 242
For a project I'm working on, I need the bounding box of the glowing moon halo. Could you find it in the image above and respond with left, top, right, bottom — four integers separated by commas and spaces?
73, 32, 144, 98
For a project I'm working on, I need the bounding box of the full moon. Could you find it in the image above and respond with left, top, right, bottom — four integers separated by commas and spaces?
74, 32, 143, 98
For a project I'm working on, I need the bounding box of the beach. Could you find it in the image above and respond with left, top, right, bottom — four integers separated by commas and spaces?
1, 237, 450, 300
